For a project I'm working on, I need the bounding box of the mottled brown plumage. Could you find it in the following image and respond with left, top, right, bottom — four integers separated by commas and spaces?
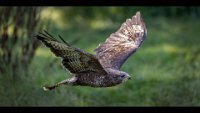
36, 11, 147, 90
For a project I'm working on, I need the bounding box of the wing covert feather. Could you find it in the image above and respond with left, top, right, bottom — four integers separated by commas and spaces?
95, 11, 147, 70
36, 31, 106, 74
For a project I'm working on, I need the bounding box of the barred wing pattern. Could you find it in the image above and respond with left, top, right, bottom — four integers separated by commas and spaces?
95, 11, 147, 70
36, 31, 105, 74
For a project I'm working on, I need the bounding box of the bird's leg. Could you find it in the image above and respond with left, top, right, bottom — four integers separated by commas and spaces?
43, 76, 77, 91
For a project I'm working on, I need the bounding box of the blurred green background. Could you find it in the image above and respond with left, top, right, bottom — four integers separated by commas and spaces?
0, 6, 200, 106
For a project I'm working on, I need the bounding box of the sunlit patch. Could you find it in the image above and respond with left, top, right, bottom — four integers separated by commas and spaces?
90, 19, 114, 30
35, 48, 53, 58
40, 7, 66, 29
162, 44, 182, 54
143, 44, 186, 55
7, 24, 14, 36
5, 23, 25, 39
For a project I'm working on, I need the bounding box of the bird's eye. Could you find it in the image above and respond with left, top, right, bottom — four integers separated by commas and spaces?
121, 74, 126, 78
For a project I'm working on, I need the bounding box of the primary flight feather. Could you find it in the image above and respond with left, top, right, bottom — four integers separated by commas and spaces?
36, 11, 147, 90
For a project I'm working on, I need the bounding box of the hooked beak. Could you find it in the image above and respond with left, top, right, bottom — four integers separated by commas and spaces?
126, 74, 131, 80
122, 75, 131, 83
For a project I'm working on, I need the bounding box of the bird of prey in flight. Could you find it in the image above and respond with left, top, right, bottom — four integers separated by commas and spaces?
36, 11, 147, 91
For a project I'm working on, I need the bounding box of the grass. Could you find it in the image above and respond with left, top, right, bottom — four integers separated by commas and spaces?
0, 16, 200, 106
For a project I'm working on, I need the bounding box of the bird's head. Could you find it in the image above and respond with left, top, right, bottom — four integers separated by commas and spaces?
113, 72, 131, 84
120, 72, 132, 82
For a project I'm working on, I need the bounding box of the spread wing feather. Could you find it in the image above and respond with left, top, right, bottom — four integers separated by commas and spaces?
95, 11, 147, 70
36, 30, 106, 74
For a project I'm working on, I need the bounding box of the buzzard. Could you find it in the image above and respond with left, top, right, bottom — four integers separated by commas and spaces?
36, 11, 147, 91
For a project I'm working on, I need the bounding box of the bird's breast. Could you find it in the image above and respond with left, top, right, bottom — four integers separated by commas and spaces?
75, 73, 118, 87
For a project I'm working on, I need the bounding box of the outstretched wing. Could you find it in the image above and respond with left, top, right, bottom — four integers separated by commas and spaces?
36, 30, 106, 74
95, 11, 147, 70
